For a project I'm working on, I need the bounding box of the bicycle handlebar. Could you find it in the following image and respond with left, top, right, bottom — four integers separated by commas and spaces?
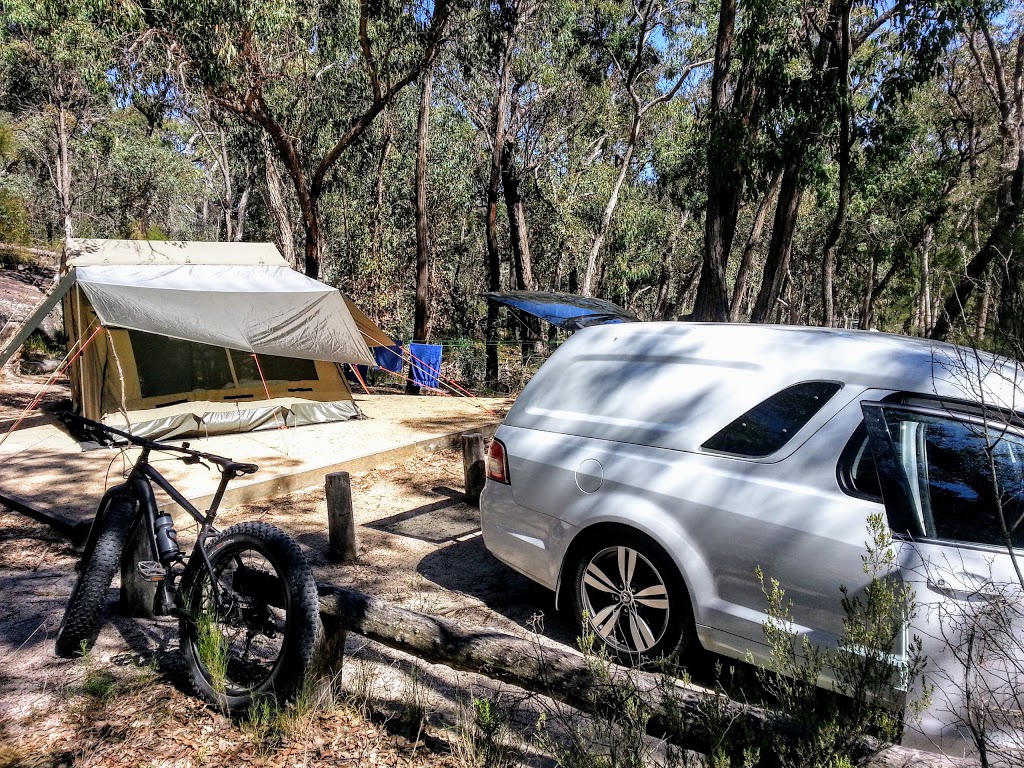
59, 412, 259, 476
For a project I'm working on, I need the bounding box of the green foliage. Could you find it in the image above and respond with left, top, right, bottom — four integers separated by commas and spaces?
79, 663, 118, 701
241, 697, 286, 756
457, 697, 516, 768
681, 663, 760, 768
752, 513, 928, 766
195, 611, 230, 699
76, 652, 161, 702
533, 615, 686, 768
0, 190, 30, 248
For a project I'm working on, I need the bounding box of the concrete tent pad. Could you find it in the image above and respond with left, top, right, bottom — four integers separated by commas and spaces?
0, 394, 509, 528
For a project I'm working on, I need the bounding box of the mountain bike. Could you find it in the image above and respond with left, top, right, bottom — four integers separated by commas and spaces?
54, 413, 322, 713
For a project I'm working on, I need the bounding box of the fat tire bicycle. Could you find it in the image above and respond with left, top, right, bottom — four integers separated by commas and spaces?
54, 413, 322, 713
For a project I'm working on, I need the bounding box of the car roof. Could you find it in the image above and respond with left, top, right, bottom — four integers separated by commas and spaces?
563, 322, 1024, 411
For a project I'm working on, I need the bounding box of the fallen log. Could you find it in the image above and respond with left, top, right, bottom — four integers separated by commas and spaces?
318, 584, 974, 768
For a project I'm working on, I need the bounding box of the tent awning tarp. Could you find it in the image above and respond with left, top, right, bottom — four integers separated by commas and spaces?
75, 264, 375, 366
483, 291, 638, 330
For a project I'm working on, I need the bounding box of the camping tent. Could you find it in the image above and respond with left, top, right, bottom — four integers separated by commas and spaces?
6, 239, 391, 439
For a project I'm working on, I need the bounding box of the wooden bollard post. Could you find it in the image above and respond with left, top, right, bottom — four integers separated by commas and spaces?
120, 520, 157, 619
462, 433, 486, 507
326, 471, 357, 562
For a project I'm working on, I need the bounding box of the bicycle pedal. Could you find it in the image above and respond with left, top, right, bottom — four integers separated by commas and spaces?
136, 560, 166, 582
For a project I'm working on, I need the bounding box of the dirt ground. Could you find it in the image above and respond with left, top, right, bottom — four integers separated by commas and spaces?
0, 371, 584, 767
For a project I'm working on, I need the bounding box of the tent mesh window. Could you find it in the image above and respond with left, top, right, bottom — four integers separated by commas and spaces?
128, 331, 318, 398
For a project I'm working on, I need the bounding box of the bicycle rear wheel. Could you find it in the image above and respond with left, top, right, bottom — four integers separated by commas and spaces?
179, 522, 321, 713
55, 495, 136, 657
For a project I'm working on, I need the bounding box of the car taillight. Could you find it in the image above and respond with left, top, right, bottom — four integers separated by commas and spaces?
486, 438, 510, 484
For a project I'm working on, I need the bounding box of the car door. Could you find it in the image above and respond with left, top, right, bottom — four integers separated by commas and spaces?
861, 401, 1024, 759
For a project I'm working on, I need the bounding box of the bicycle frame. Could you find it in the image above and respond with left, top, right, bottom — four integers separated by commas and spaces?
68, 414, 257, 617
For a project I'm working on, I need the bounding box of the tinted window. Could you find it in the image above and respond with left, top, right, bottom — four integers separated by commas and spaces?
702, 381, 843, 457
842, 429, 882, 499
881, 410, 1024, 548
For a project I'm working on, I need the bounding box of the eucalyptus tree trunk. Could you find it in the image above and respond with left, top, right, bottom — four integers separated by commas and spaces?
501, 149, 535, 293
975, 264, 993, 342
820, 0, 852, 328
262, 136, 297, 267
501, 148, 543, 359
582, 127, 635, 297
656, 212, 688, 320
408, 67, 435, 395
931, 20, 1023, 342
372, 110, 394, 262
483, 33, 514, 387
218, 128, 236, 241
693, 0, 740, 322
56, 105, 74, 241
917, 223, 934, 335
860, 255, 877, 329
232, 165, 255, 242
729, 172, 781, 322
751, 162, 802, 323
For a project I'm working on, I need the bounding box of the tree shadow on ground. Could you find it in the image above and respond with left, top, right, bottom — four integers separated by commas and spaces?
417, 537, 578, 649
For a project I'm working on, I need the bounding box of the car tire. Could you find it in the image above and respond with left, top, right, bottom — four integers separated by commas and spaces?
572, 530, 694, 665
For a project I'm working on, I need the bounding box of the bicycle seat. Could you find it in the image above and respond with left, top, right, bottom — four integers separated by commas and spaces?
227, 461, 259, 476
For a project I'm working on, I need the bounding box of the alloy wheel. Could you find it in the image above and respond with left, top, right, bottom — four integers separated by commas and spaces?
579, 545, 671, 655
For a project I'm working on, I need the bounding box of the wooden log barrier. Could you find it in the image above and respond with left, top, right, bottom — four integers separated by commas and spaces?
325, 471, 357, 563
317, 584, 977, 768
461, 433, 486, 506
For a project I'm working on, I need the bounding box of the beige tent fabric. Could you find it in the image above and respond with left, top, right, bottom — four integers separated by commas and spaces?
56, 239, 381, 438
65, 238, 288, 267
343, 297, 394, 348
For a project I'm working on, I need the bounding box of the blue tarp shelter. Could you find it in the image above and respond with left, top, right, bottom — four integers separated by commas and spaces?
482, 291, 638, 331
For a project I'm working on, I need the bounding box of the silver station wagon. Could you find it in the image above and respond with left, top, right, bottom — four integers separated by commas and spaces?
480, 322, 1024, 757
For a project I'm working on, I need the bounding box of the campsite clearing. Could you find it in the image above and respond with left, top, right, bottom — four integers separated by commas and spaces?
0, 370, 509, 530
0, 371, 555, 765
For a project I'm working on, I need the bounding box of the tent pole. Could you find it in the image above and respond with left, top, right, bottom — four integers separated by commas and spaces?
224, 348, 240, 388
0, 268, 77, 369
251, 353, 287, 430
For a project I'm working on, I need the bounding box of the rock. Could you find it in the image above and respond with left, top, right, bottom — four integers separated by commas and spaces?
20, 358, 59, 375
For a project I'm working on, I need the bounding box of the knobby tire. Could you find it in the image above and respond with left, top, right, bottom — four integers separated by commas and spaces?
179, 522, 321, 713
54, 495, 136, 657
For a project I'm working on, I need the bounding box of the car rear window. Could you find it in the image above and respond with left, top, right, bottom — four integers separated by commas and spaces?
702, 381, 843, 457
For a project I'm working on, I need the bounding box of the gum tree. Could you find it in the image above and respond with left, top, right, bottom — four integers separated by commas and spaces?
128, 0, 453, 278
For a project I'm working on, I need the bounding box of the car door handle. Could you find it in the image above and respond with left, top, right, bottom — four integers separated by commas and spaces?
926, 577, 1000, 602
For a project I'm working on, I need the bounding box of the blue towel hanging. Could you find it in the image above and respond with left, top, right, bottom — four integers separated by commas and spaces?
409, 343, 442, 388
373, 341, 404, 373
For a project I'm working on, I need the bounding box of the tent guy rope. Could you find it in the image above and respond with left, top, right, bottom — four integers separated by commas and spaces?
0, 322, 102, 449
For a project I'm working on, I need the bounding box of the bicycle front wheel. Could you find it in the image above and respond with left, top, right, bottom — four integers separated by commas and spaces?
55, 495, 136, 657
179, 522, 321, 713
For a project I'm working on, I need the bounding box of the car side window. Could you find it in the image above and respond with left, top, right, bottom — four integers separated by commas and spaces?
839, 427, 882, 500
874, 408, 1024, 548
702, 381, 843, 458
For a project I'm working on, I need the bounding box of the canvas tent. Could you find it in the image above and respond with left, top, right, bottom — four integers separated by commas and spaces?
3, 239, 391, 439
